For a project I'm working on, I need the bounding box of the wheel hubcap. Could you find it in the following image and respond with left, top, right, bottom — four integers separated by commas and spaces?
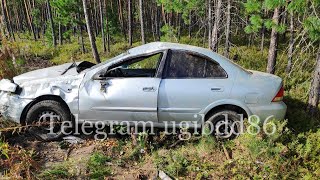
34, 110, 62, 137
215, 119, 237, 139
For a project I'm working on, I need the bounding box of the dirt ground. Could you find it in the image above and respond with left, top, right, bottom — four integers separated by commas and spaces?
2, 131, 158, 179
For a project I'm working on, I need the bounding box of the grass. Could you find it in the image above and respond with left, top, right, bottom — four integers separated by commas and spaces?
153, 120, 320, 179
87, 152, 112, 179
40, 165, 73, 180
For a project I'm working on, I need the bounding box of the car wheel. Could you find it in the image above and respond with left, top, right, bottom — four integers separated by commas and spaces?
205, 110, 241, 140
26, 100, 71, 141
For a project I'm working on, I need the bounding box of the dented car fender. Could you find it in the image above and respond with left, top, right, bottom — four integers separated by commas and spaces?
0, 74, 85, 123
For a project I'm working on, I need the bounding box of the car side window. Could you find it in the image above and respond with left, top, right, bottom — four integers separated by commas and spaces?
105, 53, 163, 78
124, 53, 162, 70
164, 50, 227, 79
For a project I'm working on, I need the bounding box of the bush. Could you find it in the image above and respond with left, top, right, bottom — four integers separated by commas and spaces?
87, 152, 112, 179
40, 166, 72, 179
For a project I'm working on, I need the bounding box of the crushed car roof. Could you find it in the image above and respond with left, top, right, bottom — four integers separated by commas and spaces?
128, 42, 216, 57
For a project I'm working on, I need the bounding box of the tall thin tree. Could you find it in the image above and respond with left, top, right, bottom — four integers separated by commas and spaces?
266, 7, 280, 74
98, 0, 106, 52
82, 0, 101, 63
211, 0, 222, 52
224, 0, 231, 58
104, 0, 110, 52
128, 0, 132, 46
23, 0, 37, 40
1, 0, 10, 39
286, 12, 294, 73
307, 46, 320, 116
46, 0, 56, 47
139, 0, 145, 44
2, 0, 15, 40
208, 0, 212, 48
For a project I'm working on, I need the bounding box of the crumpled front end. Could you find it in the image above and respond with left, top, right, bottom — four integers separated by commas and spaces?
0, 70, 84, 123
17, 75, 84, 115
0, 91, 32, 123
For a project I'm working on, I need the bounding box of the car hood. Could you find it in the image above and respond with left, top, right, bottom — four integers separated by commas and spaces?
13, 62, 80, 85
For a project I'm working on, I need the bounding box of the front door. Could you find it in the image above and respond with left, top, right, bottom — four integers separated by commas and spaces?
79, 52, 164, 122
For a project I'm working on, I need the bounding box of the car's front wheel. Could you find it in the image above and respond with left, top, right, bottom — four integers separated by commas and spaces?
205, 110, 241, 140
26, 100, 71, 141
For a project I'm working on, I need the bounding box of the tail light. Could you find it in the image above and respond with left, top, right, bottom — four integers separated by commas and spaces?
272, 86, 284, 102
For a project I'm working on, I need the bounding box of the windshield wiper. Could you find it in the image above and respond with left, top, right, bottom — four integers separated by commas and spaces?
61, 62, 77, 75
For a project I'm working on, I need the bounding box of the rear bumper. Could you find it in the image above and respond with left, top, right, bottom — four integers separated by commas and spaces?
248, 101, 287, 121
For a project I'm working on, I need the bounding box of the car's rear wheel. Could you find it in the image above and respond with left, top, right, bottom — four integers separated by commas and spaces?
26, 100, 71, 141
205, 110, 241, 140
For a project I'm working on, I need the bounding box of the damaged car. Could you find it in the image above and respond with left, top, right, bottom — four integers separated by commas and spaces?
0, 42, 287, 140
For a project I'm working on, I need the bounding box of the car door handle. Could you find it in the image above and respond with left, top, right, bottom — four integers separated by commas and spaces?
100, 81, 110, 92
211, 87, 223, 92
143, 87, 156, 92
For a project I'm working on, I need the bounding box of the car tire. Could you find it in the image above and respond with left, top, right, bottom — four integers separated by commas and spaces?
26, 100, 71, 141
205, 110, 241, 140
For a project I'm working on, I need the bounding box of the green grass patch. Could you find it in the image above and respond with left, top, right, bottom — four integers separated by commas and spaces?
39, 166, 72, 180
87, 152, 112, 179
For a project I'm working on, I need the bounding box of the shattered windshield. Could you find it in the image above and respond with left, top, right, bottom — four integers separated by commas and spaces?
86, 53, 128, 72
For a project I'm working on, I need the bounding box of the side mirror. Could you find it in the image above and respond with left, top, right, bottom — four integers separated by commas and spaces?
92, 73, 107, 80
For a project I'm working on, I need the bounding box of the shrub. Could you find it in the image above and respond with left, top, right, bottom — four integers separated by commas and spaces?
87, 152, 112, 179
40, 166, 72, 179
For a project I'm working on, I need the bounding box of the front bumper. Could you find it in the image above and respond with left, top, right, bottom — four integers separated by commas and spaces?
248, 101, 287, 121
0, 91, 33, 123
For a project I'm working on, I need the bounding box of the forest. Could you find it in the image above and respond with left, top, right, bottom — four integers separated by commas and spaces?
0, 0, 320, 179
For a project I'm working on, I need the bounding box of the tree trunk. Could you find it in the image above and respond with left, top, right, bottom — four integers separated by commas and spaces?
23, 0, 37, 41
224, 0, 231, 58
261, 9, 266, 51
151, 5, 155, 41
46, 0, 56, 47
98, 0, 106, 52
104, 0, 110, 53
188, 11, 192, 39
118, 0, 126, 40
177, 13, 181, 41
286, 12, 294, 74
139, 0, 145, 44
266, 8, 280, 74
3, 0, 15, 41
211, 0, 222, 52
93, 0, 99, 36
156, 5, 161, 40
82, 0, 101, 63
208, 0, 212, 48
1, 0, 9, 38
14, 7, 23, 32
260, 26, 265, 52
307, 46, 320, 116
161, 4, 166, 25
58, 22, 62, 45
128, 0, 132, 46
79, 24, 86, 53
281, 9, 287, 42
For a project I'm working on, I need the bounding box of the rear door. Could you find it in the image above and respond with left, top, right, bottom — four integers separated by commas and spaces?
158, 50, 233, 123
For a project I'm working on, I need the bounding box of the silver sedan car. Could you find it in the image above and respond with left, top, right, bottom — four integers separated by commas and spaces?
0, 42, 286, 139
